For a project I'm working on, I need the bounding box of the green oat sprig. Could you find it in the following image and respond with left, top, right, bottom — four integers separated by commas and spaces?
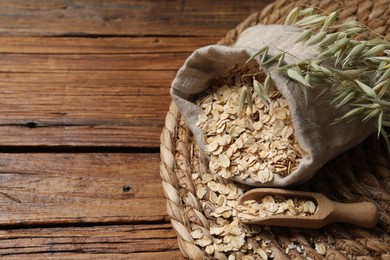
239, 6, 390, 151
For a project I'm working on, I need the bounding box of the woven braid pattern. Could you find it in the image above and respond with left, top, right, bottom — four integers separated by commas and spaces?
160, 0, 390, 259
218, 0, 390, 46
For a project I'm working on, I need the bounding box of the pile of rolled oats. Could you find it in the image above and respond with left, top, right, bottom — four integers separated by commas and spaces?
236, 195, 317, 221
190, 160, 334, 260
189, 144, 323, 259
196, 65, 303, 184
190, 66, 329, 259
191, 160, 276, 259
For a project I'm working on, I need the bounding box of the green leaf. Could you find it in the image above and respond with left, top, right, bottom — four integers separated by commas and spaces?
355, 80, 376, 98
277, 52, 286, 67
285, 7, 300, 25
322, 11, 338, 31
378, 110, 383, 138
315, 85, 331, 100
310, 62, 332, 76
375, 80, 389, 99
365, 57, 388, 65
341, 20, 361, 29
253, 78, 268, 105
295, 29, 312, 43
362, 44, 388, 57
246, 46, 268, 64
262, 53, 283, 65
345, 27, 364, 34
334, 38, 350, 49
377, 68, 390, 84
335, 47, 348, 66
375, 99, 390, 108
333, 69, 363, 80
319, 38, 349, 59
263, 74, 272, 96
304, 73, 311, 86
336, 107, 366, 122
296, 14, 321, 24
369, 56, 390, 62
318, 33, 339, 48
335, 91, 356, 108
367, 39, 389, 46
378, 61, 387, 71
287, 67, 310, 87
261, 46, 269, 64
306, 31, 327, 46
362, 108, 381, 122
331, 90, 350, 105
319, 47, 336, 59
296, 15, 327, 26
342, 42, 367, 67
298, 7, 314, 16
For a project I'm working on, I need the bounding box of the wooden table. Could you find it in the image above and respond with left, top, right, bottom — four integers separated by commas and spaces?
0, 1, 273, 258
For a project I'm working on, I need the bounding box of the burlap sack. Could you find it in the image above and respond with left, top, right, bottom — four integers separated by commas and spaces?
171, 24, 376, 186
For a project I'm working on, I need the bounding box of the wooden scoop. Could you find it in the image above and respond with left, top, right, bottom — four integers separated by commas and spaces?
238, 188, 378, 229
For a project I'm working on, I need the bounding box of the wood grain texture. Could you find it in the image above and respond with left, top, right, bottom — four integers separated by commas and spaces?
0, 0, 276, 258
0, 0, 272, 148
0, 0, 273, 36
1, 252, 184, 260
0, 71, 173, 147
2, 252, 186, 260
0, 153, 168, 225
0, 40, 179, 147
0, 125, 164, 147
0, 53, 189, 71
0, 224, 180, 256
0, 36, 220, 53
0, 36, 221, 147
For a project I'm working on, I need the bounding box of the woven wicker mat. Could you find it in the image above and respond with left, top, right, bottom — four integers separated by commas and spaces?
160, 0, 390, 259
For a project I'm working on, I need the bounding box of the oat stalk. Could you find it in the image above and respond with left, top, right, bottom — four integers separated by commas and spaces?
240, 6, 390, 152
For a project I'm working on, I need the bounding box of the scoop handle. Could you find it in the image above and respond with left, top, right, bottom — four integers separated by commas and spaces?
328, 201, 378, 228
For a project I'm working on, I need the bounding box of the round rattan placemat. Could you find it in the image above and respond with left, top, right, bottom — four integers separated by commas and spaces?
160, 0, 390, 259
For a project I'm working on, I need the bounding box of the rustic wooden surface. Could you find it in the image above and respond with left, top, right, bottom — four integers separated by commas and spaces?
0, 0, 274, 258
